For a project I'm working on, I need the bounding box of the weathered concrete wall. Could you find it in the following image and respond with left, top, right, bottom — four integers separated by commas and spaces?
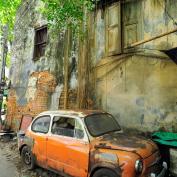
8, 0, 177, 134
142, 0, 177, 50
7, 0, 78, 130
94, 55, 177, 132
10, 0, 64, 106
92, 0, 177, 61
89, 0, 177, 133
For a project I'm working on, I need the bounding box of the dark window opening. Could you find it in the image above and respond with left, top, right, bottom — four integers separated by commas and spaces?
162, 47, 177, 65
51, 116, 85, 139
52, 117, 75, 137
33, 26, 47, 60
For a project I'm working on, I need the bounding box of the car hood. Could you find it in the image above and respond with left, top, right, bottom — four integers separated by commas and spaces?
92, 132, 158, 159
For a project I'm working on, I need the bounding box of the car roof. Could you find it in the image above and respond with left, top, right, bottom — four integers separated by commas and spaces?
38, 109, 106, 118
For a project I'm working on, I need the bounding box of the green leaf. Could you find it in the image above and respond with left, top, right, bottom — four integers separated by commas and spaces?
40, 0, 94, 32
0, 0, 22, 38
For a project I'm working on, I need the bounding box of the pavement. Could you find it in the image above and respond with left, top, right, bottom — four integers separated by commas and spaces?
0, 147, 19, 177
0, 139, 59, 177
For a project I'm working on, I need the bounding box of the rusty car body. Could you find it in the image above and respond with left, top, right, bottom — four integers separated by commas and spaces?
18, 110, 167, 177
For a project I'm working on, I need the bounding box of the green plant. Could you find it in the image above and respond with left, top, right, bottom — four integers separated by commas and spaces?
41, 0, 95, 31
0, 0, 22, 38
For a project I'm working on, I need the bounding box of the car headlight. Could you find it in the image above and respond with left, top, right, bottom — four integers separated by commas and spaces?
135, 160, 143, 173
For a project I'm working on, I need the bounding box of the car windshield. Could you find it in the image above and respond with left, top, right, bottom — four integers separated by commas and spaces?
85, 113, 121, 137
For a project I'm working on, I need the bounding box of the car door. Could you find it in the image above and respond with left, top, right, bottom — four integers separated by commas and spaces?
46, 116, 89, 177
64, 118, 90, 177
29, 115, 51, 168
46, 116, 72, 172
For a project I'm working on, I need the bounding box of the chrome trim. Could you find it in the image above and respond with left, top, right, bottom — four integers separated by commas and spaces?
150, 162, 167, 177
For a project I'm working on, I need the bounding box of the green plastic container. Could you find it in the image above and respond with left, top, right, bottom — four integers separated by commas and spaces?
152, 132, 177, 147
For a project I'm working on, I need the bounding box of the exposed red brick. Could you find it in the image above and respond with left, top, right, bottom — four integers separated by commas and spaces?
6, 71, 57, 131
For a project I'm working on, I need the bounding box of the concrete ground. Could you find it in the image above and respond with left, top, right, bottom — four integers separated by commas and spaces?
0, 140, 59, 177
0, 149, 18, 177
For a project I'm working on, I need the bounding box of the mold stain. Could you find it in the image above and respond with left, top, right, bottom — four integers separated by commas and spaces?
150, 0, 163, 9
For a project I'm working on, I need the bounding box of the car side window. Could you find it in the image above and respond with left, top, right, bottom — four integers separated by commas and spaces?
51, 117, 84, 139
31, 116, 51, 133
75, 119, 85, 139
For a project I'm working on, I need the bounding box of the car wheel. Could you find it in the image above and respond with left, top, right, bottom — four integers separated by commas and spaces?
21, 146, 35, 170
92, 169, 119, 177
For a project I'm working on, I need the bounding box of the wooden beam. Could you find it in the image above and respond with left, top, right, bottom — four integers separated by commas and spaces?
63, 28, 72, 109
126, 27, 177, 48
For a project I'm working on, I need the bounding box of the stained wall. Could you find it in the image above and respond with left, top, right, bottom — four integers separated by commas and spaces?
7, 0, 78, 130
90, 0, 177, 132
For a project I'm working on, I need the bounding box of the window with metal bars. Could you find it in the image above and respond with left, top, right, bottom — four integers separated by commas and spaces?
33, 26, 47, 60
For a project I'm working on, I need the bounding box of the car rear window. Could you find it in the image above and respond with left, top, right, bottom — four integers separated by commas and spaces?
31, 116, 51, 133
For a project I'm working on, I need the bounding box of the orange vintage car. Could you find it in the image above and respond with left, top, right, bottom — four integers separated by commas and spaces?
18, 110, 167, 177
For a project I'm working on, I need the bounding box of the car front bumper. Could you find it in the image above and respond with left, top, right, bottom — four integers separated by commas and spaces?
150, 162, 167, 177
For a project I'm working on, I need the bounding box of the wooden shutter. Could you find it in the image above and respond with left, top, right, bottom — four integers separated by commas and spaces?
106, 2, 121, 56
123, 0, 140, 48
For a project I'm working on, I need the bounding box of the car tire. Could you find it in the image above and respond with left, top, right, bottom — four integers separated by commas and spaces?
92, 168, 119, 177
21, 146, 35, 170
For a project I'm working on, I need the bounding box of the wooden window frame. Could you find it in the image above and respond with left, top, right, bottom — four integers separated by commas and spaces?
123, 0, 142, 48
105, 1, 122, 56
33, 25, 48, 61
